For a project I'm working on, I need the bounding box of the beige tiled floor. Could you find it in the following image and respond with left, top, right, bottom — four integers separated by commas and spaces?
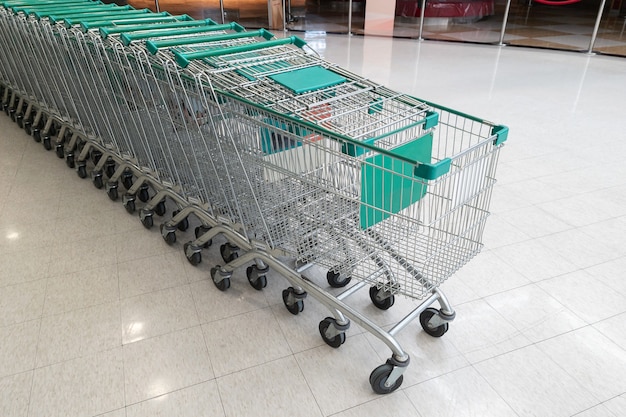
1, 35, 626, 417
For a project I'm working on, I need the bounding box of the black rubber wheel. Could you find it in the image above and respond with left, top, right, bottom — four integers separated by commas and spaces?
16, 114, 23, 128
122, 172, 133, 190
55, 144, 64, 159
172, 210, 189, 232
66, 154, 75, 169
43, 136, 51, 150
23, 121, 32, 136
104, 160, 116, 178
92, 174, 103, 189
369, 286, 395, 310
187, 251, 201, 266
76, 165, 87, 179
107, 186, 118, 201
32, 129, 41, 142
369, 364, 403, 394
220, 244, 239, 263
195, 226, 212, 248
419, 308, 449, 337
124, 198, 136, 214
246, 266, 267, 291
282, 287, 304, 315
327, 270, 352, 288
138, 186, 150, 203
154, 200, 167, 217
141, 213, 153, 229
91, 149, 102, 165
211, 267, 230, 291
163, 232, 176, 245
318, 318, 346, 348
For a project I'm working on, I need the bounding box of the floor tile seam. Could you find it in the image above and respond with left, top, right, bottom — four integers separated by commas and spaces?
571, 403, 620, 417
194, 302, 275, 327
118, 279, 195, 302
122, 379, 222, 412
212, 351, 297, 381
121, 319, 207, 347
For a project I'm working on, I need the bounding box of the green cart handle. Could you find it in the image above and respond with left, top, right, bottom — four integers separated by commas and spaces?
120, 22, 245, 46
63, 8, 152, 27
44, 6, 134, 22
146, 27, 276, 55
80, 13, 185, 31
2, 0, 95, 8
13, 1, 100, 13
100, 18, 216, 39
173, 36, 307, 68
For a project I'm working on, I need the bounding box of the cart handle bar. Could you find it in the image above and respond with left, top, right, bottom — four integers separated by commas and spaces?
100, 18, 218, 39
62, 9, 156, 27
48, 7, 144, 23
146, 28, 275, 55
15, 3, 113, 15
173, 36, 306, 68
122, 22, 246, 46
1, 0, 96, 8
79, 12, 178, 31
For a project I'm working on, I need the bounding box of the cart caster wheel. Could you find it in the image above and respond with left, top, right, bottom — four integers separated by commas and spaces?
319, 317, 347, 348
32, 129, 41, 142
160, 224, 176, 245
172, 210, 189, 231
140, 210, 154, 229
104, 159, 116, 178
211, 266, 230, 291
42, 136, 51, 150
106, 182, 118, 201
23, 120, 32, 136
55, 144, 64, 159
184, 242, 202, 266
16, 114, 23, 128
369, 286, 395, 310
92, 172, 103, 189
419, 308, 449, 338
327, 269, 352, 288
76, 163, 87, 179
369, 364, 403, 394
65, 153, 75, 169
220, 243, 239, 263
9, 108, 16, 121
48, 124, 57, 137
121, 171, 133, 190
195, 226, 212, 248
282, 287, 305, 315
246, 265, 268, 291
91, 149, 102, 165
154, 200, 167, 216
123, 195, 136, 214
138, 185, 150, 202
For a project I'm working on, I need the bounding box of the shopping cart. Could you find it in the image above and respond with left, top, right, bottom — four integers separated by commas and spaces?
0, 0, 508, 394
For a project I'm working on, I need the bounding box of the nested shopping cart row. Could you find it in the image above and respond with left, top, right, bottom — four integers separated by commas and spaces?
0, 0, 508, 394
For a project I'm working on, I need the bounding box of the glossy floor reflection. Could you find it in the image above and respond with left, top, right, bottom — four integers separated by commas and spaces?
1, 37, 626, 417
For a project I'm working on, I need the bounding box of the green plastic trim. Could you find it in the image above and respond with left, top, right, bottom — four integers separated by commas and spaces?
147, 27, 271, 55
174, 36, 306, 68
492, 125, 508, 145
100, 18, 215, 39
64, 9, 151, 27
77, 12, 174, 31
414, 158, 451, 180
423, 111, 438, 129
120, 22, 240, 46
46, 6, 133, 23
17, 3, 106, 15
7, 0, 94, 10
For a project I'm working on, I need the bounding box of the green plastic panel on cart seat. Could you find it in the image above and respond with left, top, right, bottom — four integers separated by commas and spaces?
360, 133, 433, 229
269, 65, 346, 94
492, 125, 508, 145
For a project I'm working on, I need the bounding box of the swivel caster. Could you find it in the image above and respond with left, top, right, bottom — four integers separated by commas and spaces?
106, 181, 118, 201
23, 120, 32, 136
15, 113, 23, 128
318, 317, 348, 348
282, 287, 306, 315
32, 129, 41, 142
140, 209, 154, 229
121, 171, 133, 190
154, 200, 167, 216
137, 184, 150, 202
123, 194, 136, 214
210, 266, 231, 291
369, 286, 395, 310
194, 226, 212, 248
172, 210, 189, 231
419, 308, 451, 338
246, 265, 269, 290
184, 242, 202, 266
55, 144, 64, 159
91, 149, 102, 165
220, 243, 239, 263
369, 360, 406, 394
91, 171, 103, 189
327, 269, 351, 288
104, 159, 116, 178
160, 224, 177, 245
42, 136, 51, 150
65, 152, 75, 169
76, 162, 87, 179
